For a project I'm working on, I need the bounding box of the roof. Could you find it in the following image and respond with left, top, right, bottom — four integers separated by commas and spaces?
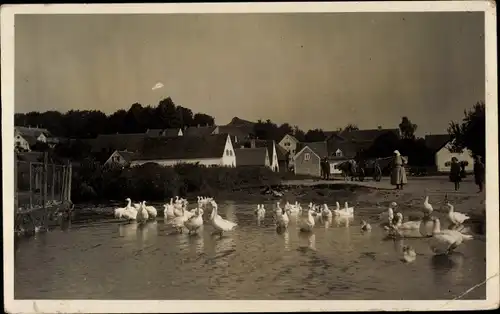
296, 141, 329, 158
226, 117, 256, 127
116, 150, 137, 162
280, 133, 299, 144
337, 128, 400, 142
145, 128, 182, 137
276, 145, 288, 161
323, 131, 341, 140
234, 148, 268, 166
425, 134, 452, 152
327, 141, 369, 159
184, 126, 218, 137
15, 126, 51, 138
217, 125, 254, 139
22, 135, 38, 146
252, 139, 276, 161
90, 133, 148, 153
136, 133, 229, 161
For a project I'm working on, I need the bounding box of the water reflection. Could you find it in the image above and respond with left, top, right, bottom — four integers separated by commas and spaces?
283, 230, 290, 251
223, 203, 238, 224
188, 233, 205, 254
333, 216, 353, 228
119, 223, 138, 238
298, 232, 316, 251
431, 252, 466, 287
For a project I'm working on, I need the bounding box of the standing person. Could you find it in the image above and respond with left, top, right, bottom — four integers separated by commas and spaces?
474, 155, 485, 193
460, 162, 467, 179
320, 159, 325, 179
390, 150, 408, 190
449, 157, 462, 191
324, 157, 331, 180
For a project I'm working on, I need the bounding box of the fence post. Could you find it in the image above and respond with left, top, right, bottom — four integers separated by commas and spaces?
29, 162, 33, 209
67, 161, 72, 202
61, 166, 67, 202
51, 163, 55, 202
42, 152, 48, 228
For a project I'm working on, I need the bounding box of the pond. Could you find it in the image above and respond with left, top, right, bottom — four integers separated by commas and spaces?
14, 201, 486, 300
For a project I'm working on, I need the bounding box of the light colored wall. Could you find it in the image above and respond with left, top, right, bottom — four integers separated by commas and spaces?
294, 147, 321, 177
279, 135, 299, 166
131, 157, 224, 167
435, 144, 474, 173
221, 135, 237, 167
178, 129, 183, 136
105, 151, 129, 166
15, 135, 30, 151
271, 143, 279, 172
37, 133, 47, 142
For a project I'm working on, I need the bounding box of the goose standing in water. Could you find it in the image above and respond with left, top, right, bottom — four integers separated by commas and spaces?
322, 204, 333, 219
142, 201, 158, 220
379, 202, 397, 222
184, 206, 204, 235
255, 204, 266, 221
168, 205, 187, 234
446, 202, 470, 226
275, 204, 289, 232
344, 202, 355, 216
209, 200, 237, 238
163, 199, 176, 222
122, 198, 138, 221
361, 220, 372, 232
423, 196, 434, 217
428, 217, 473, 255
401, 245, 417, 263
298, 206, 315, 232
136, 202, 149, 223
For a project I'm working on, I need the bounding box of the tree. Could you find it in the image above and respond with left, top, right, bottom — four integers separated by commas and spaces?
399, 117, 418, 139
447, 101, 485, 158
304, 128, 326, 142
344, 124, 359, 132
193, 113, 215, 127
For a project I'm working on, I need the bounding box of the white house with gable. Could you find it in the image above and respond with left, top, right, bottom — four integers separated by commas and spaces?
425, 134, 475, 173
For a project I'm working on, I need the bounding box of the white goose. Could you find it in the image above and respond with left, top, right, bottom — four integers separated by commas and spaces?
392, 212, 421, 231
428, 217, 474, 255
142, 201, 157, 219
136, 202, 149, 223
446, 202, 470, 226
286, 202, 300, 220
401, 245, 417, 263
423, 196, 434, 216
361, 220, 372, 232
184, 207, 204, 235
321, 204, 333, 219
163, 198, 176, 221
379, 202, 397, 222
255, 204, 266, 220
298, 207, 315, 232
344, 201, 355, 216
275, 205, 289, 230
168, 205, 187, 233
332, 201, 344, 216
122, 198, 138, 221
114, 206, 126, 219
210, 200, 237, 237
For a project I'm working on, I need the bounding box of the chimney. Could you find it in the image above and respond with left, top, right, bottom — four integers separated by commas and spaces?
251, 139, 256, 148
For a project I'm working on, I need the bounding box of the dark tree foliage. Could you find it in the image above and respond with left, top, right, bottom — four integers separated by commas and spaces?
14, 97, 216, 139
399, 116, 418, 140
447, 101, 485, 159
344, 124, 359, 131
304, 129, 326, 142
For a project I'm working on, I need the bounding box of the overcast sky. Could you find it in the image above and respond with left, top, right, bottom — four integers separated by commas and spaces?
15, 12, 484, 136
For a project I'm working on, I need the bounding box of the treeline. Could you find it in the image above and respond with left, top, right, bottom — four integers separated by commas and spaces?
14, 97, 215, 139
72, 162, 282, 203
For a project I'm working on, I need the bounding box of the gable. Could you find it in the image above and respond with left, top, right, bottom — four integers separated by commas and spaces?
294, 145, 320, 160
296, 141, 328, 158
425, 134, 452, 152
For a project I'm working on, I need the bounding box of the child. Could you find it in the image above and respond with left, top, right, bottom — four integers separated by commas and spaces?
449, 157, 461, 191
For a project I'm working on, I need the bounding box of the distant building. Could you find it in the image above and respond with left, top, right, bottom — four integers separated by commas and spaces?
88, 133, 148, 154
103, 150, 136, 167
425, 134, 474, 173
129, 133, 236, 168
234, 147, 271, 169
14, 126, 51, 151
278, 134, 300, 168
183, 125, 219, 137
145, 128, 183, 137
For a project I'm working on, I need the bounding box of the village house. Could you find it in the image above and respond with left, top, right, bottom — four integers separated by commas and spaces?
293, 141, 329, 177
183, 125, 220, 137
278, 134, 300, 168
325, 128, 401, 156
14, 126, 51, 151
145, 128, 183, 137
237, 139, 284, 172
424, 134, 474, 173
103, 150, 136, 167
234, 147, 271, 169
129, 133, 236, 168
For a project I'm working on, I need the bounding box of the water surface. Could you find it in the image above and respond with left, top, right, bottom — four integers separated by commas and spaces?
15, 201, 486, 300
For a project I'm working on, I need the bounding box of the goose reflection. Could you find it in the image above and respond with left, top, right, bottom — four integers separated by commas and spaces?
138, 221, 158, 241
283, 230, 290, 251
324, 216, 333, 229
431, 252, 466, 286
298, 232, 316, 251
119, 222, 138, 238
224, 203, 238, 225
188, 233, 205, 254
333, 216, 353, 228
215, 236, 235, 255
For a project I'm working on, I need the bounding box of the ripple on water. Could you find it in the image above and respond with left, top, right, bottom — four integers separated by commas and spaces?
14, 202, 486, 300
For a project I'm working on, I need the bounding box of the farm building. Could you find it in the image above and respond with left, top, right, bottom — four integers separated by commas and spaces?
129, 133, 236, 168
234, 147, 271, 168
145, 128, 183, 137
103, 150, 136, 167
293, 141, 329, 177
425, 134, 474, 173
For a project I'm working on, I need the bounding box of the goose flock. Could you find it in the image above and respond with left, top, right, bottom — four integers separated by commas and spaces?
113, 193, 475, 260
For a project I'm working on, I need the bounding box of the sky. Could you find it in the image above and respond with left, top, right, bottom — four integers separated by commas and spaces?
15, 12, 485, 136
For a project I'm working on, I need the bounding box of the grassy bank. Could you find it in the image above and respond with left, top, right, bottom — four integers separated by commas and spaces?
71, 162, 289, 204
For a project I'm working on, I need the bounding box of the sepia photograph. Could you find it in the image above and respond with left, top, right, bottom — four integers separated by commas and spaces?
1, 1, 498, 313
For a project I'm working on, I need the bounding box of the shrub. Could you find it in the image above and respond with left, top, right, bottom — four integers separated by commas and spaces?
71, 162, 282, 203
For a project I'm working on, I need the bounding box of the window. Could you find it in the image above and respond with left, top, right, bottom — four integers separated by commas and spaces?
304, 153, 311, 161
285, 142, 290, 147
336, 149, 343, 157
445, 161, 451, 167
226, 149, 230, 156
